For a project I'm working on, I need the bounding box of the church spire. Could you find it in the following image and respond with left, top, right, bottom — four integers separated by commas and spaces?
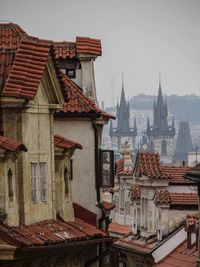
109, 119, 113, 136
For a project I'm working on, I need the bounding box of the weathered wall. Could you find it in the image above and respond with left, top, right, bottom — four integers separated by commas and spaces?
54, 118, 101, 218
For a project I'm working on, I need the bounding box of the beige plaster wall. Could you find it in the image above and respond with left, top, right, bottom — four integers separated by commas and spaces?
54, 118, 100, 218
0, 159, 19, 226
55, 156, 74, 221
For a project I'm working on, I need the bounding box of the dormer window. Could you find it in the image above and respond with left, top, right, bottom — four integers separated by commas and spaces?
31, 162, 47, 203
66, 69, 76, 79
7, 168, 13, 201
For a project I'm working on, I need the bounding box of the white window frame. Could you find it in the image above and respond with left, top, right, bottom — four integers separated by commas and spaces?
31, 163, 38, 202
40, 162, 47, 202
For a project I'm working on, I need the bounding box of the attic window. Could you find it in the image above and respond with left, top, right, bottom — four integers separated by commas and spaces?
66, 69, 76, 79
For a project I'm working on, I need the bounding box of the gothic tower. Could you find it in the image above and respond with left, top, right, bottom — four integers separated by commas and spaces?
173, 121, 193, 163
145, 77, 175, 163
109, 77, 137, 153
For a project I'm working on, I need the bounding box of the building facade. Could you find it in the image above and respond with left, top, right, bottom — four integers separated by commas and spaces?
145, 80, 175, 163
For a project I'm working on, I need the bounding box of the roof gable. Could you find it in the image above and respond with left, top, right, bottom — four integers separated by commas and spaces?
2, 37, 52, 100
57, 74, 114, 119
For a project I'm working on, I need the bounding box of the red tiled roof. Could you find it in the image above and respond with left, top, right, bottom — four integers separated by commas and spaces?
0, 23, 26, 49
115, 236, 156, 254
2, 37, 52, 100
76, 36, 102, 57
155, 190, 171, 205
130, 184, 141, 201
115, 158, 133, 176
54, 41, 76, 59
0, 136, 27, 152
54, 134, 82, 150
156, 240, 197, 267
53, 37, 101, 59
0, 218, 108, 248
162, 166, 193, 185
108, 223, 132, 236
155, 191, 198, 207
57, 74, 114, 119
135, 152, 171, 180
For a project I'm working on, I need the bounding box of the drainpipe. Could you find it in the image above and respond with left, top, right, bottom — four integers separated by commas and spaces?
92, 120, 101, 204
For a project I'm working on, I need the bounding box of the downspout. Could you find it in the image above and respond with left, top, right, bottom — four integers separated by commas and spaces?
92, 120, 101, 204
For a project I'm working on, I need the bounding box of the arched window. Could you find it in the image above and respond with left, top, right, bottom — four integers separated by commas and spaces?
161, 140, 167, 155
7, 168, 13, 201
64, 167, 69, 197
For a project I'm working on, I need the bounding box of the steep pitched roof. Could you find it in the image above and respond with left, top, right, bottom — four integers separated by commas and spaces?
54, 134, 82, 150
2, 37, 52, 99
0, 218, 108, 249
0, 136, 27, 152
0, 23, 26, 49
57, 74, 115, 119
135, 152, 171, 180
115, 158, 133, 176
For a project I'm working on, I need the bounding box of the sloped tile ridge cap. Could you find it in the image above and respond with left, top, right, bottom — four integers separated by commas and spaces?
0, 135, 27, 152
60, 74, 115, 119
54, 134, 83, 150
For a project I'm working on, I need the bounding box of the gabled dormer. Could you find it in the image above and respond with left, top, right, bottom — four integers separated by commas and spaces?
54, 36, 102, 104
0, 25, 66, 225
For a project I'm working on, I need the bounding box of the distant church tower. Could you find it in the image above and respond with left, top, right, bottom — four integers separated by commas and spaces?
109, 77, 137, 152
145, 77, 175, 163
173, 121, 193, 163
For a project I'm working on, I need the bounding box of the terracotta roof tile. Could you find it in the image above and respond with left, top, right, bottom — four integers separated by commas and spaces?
53, 41, 76, 59
115, 158, 133, 176
162, 166, 193, 185
2, 37, 52, 100
136, 152, 171, 180
76, 37, 102, 57
0, 218, 108, 248
155, 191, 198, 207
114, 236, 156, 254
54, 134, 82, 150
0, 136, 27, 152
108, 223, 132, 236
155, 190, 171, 205
130, 184, 141, 201
57, 74, 115, 119
0, 23, 26, 49
53, 37, 101, 59
157, 240, 197, 267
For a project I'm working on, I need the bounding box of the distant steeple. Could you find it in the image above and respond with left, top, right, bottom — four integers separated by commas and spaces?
134, 117, 137, 135
116, 75, 130, 133
173, 121, 193, 162
152, 76, 169, 133
146, 116, 150, 132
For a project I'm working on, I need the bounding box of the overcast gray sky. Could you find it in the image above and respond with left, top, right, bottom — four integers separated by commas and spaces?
1, 0, 200, 107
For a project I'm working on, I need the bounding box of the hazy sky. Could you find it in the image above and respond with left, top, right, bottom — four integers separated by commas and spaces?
1, 0, 200, 106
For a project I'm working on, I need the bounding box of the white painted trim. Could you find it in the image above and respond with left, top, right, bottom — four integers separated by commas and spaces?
152, 227, 187, 263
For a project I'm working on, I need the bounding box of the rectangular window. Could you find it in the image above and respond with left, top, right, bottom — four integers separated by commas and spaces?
100, 150, 114, 188
40, 162, 47, 202
31, 163, 38, 202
